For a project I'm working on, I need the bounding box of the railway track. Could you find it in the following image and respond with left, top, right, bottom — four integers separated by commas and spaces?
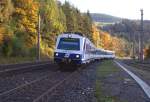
0, 68, 77, 102
0, 61, 53, 75
0, 62, 59, 98
0, 60, 84, 102
33, 70, 78, 102
115, 61, 150, 99
123, 60, 150, 71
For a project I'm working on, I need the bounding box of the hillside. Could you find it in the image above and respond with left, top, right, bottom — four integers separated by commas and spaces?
90, 13, 122, 23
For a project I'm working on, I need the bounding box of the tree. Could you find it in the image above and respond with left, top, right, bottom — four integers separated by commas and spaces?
92, 24, 100, 47
0, 0, 14, 44
12, 0, 39, 47
62, 1, 78, 32
144, 45, 150, 59
38, 0, 67, 56
0, 0, 95, 58
82, 11, 93, 41
0, 0, 14, 23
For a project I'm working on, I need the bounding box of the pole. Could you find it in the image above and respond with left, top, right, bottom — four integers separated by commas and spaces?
133, 32, 135, 59
140, 9, 144, 61
37, 13, 41, 61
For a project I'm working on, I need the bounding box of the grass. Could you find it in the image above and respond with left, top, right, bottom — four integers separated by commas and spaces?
94, 22, 115, 27
97, 60, 119, 77
95, 80, 117, 102
0, 56, 52, 64
95, 60, 122, 102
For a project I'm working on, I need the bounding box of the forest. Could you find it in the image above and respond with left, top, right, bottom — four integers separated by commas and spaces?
102, 19, 150, 59
0, 0, 93, 60
0, 0, 135, 63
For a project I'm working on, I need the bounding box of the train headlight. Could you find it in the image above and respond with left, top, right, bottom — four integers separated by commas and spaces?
68, 34, 72, 38
55, 53, 59, 56
76, 55, 80, 58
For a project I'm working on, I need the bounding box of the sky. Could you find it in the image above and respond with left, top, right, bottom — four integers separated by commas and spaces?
59, 0, 150, 20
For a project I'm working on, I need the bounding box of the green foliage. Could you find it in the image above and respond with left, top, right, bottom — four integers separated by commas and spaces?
82, 12, 93, 41
0, 56, 36, 64
28, 46, 37, 57
11, 36, 24, 56
1, 36, 26, 57
62, 1, 93, 40
1, 36, 13, 57
95, 61, 122, 102
39, 0, 66, 43
62, 1, 76, 32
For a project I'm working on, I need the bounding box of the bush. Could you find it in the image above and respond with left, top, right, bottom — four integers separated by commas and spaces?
11, 36, 25, 56
28, 46, 37, 57
1, 36, 37, 58
144, 45, 150, 59
1, 36, 13, 57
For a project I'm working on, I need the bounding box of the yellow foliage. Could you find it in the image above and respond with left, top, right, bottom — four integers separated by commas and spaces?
144, 46, 150, 59
14, 0, 39, 48
92, 25, 100, 47
92, 24, 129, 57
0, 26, 5, 44
0, 25, 13, 45
41, 40, 54, 57
15, 8, 26, 15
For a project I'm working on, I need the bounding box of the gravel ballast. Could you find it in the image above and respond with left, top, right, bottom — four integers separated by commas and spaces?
0, 60, 149, 102
47, 62, 98, 102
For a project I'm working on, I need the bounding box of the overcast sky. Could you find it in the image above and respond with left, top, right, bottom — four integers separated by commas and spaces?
59, 0, 150, 20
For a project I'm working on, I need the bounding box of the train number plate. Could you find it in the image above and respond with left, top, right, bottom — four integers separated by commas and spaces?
62, 58, 71, 63
62, 58, 67, 62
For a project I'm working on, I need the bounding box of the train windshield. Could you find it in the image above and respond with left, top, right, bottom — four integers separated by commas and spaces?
57, 38, 80, 50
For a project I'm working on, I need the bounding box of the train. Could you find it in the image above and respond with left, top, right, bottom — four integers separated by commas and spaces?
54, 32, 115, 67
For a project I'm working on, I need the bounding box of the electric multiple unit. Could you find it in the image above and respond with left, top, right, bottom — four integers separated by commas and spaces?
54, 32, 115, 67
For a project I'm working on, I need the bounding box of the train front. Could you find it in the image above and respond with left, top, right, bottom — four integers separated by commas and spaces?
54, 34, 83, 67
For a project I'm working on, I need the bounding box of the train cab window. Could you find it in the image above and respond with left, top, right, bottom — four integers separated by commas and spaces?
57, 38, 80, 50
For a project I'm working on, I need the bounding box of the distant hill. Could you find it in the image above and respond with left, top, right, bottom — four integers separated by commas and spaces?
90, 13, 122, 23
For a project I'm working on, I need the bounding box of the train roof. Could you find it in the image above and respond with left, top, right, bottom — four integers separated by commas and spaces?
61, 32, 84, 36
58, 33, 84, 39
57, 32, 88, 40
96, 48, 115, 53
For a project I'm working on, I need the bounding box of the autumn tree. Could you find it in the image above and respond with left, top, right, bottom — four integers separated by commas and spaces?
82, 11, 93, 41
92, 24, 100, 47
0, 0, 95, 58
144, 45, 150, 59
38, 0, 66, 56
93, 25, 130, 57
12, 0, 39, 47
0, 0, 14, 56
0, 0, 14, 40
